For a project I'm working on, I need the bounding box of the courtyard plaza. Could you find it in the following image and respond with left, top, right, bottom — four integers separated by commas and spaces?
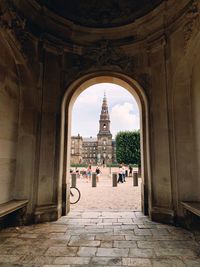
0, 168, 199, 266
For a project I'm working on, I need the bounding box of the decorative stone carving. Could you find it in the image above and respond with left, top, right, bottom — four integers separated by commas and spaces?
183, 0, 199, 50
64, 40, 137, 86
0, 4, 29, 60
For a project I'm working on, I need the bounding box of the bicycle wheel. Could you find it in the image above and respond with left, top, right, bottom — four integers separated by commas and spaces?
70, 187, 81, 204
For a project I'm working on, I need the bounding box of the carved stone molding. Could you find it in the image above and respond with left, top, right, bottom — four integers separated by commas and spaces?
63, 40, 138, 86
183, 0, 199, 50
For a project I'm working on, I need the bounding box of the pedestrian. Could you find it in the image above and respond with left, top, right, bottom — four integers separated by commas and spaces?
87, 165, 92, 182
117, 165, 123, 183
95, 166, 101, 182
122, 163, 126, 182
129, 165, 133, 177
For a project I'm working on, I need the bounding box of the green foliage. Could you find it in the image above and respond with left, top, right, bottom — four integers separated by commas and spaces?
71, 163, 87, 168
116, 130, 141, 165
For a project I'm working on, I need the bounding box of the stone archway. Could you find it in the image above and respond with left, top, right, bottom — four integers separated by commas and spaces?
59, 72, 151, 216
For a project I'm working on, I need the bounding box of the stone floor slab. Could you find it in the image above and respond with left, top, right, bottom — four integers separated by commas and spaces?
0, 210, 199, 267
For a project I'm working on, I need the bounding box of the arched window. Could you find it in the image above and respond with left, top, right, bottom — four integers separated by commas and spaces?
103, 124, 106, 129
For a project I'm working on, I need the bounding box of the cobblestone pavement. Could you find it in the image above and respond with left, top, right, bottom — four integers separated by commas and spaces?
0, 211, 200, 266
71, 167, 141, 212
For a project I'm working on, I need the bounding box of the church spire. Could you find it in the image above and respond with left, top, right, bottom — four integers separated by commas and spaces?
98, 93, 111, 135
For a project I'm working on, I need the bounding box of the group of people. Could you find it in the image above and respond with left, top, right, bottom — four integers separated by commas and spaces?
70, 163, 133, 184
70, 165, 102, 183
117, 164, 132, 183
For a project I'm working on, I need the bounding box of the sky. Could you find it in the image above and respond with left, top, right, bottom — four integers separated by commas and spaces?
72, 83, 140, 138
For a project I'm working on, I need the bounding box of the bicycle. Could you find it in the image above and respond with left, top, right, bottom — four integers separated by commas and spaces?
70, 186, 81, 204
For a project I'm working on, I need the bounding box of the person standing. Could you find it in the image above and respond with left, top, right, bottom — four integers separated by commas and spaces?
87, 165, 92, 182
95, 166, 101, 182
122, 163, 126, 182
129, 165, 133, 177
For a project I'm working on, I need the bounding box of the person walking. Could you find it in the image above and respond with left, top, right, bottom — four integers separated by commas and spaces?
95, 166, 101, 182
117, 165, 123, 183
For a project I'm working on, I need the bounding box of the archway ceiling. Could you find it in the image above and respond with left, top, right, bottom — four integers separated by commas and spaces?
37, 0, 163, 28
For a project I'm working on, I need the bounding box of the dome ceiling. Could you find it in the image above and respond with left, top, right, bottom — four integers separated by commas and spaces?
37, 0, 163, 28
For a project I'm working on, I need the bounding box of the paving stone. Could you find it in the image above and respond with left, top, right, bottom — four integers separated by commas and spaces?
118, 219, 133, 224
134, 229, 152, 236
95, 234, 125, 241
68, 236, 100, 247
20, 255, 55, 265
137, 224, 156, 229
45, 246, 78, 256
151, 259, 186, 267
183, 258, 200, 267
113, 240, 137, 248
100, 240, 113, 247
159, 240, 199, 249
91, 256, 122, 266
137, 241, 160, 249
121, 225, 138, 230
96, 248, 129, 257
122, 257, 152, 266
77, 246, 97, 256
54, 256, 90, 265
0, 255, 24, 263
155, 248, 197, 257
125, 235, 146, 241
129, 248, 155, 258
150, 229, 170, 236
103, 219, 118, 223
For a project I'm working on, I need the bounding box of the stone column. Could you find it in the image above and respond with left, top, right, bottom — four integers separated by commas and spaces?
34, 47, 61, 223
148, 36, 174, 223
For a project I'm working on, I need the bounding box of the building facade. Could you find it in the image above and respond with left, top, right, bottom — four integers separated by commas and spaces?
71, 94, 116, 165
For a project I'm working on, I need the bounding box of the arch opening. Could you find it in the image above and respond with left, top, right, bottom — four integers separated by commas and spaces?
59, 73, 151, 217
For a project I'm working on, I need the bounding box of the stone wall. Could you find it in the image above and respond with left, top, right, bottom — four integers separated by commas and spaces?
0, 0, 200, 226
0, 37, 20, 204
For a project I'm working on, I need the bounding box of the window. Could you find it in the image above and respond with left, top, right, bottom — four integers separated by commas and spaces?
103, 140, 106, 145
103, 124, 106, 129
72, 149, 74, 155
93, 154, 95, 157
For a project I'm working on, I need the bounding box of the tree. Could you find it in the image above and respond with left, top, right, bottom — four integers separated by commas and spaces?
116, 131, 140, 165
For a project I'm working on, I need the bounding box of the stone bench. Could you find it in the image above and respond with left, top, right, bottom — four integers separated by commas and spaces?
0, 200, 28, 228
181, 201, 200, 229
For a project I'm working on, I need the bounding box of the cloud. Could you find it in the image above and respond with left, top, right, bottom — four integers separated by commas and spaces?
110, 102, 140, 136
72, 84, 140, 137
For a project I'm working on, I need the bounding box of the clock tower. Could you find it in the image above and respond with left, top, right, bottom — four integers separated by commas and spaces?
97, 93, 113, 165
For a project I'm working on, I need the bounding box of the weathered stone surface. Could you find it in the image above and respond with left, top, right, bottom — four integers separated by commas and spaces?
45, 246, 78, 256
96, 248, 129, 257
54, 256, 90, 265
0, 211, 199, 266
